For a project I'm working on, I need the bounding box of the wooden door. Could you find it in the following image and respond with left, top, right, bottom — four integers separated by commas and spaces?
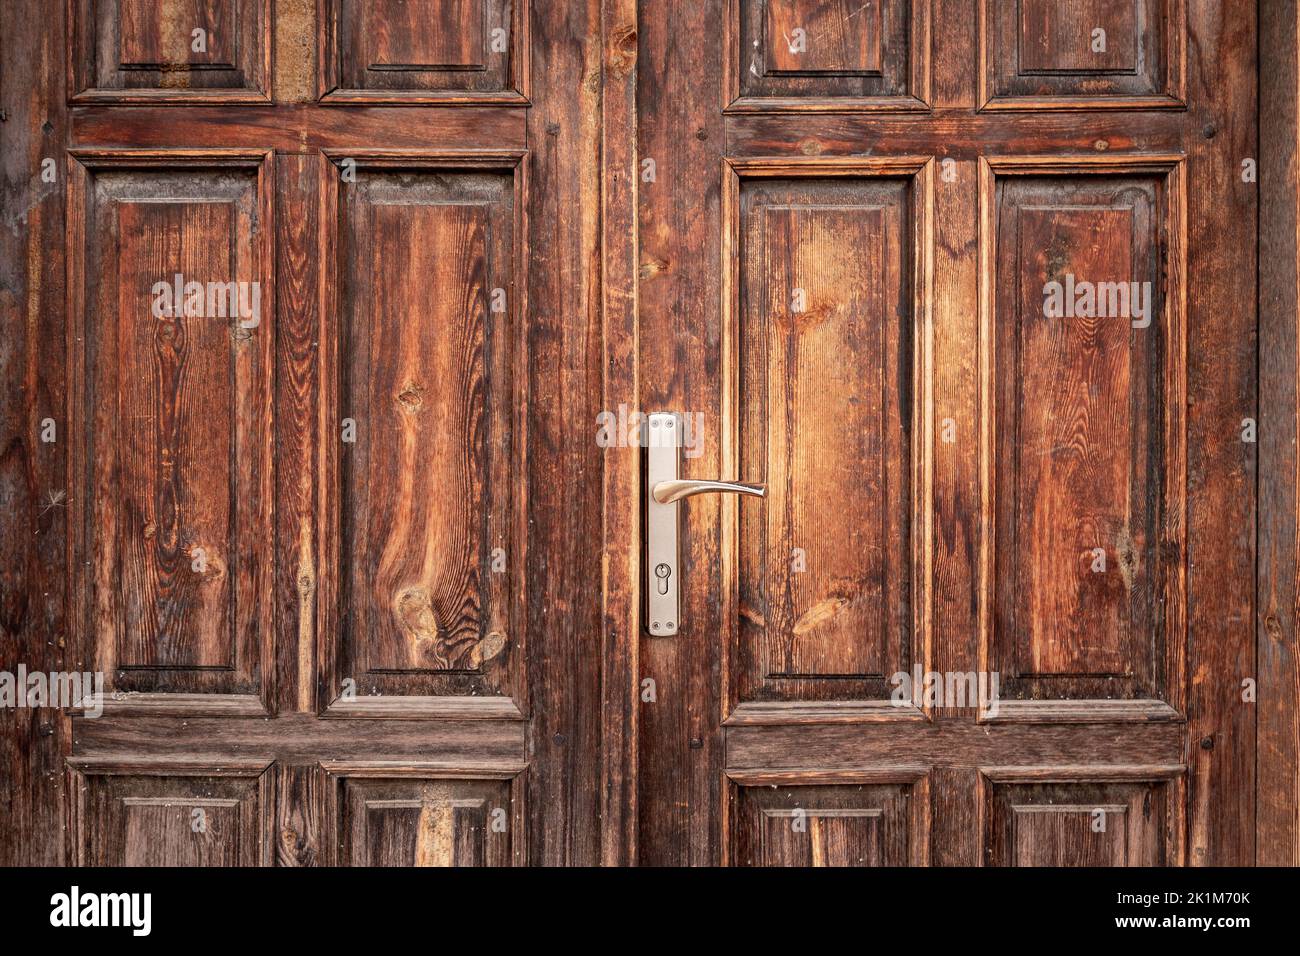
0, 0, 1287, 870
631, 0, 1259, 866
2, 0, 610, 866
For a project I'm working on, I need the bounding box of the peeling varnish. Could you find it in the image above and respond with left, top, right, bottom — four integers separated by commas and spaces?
393, 586, 506, 668
1114, 525, 1138, 593
473, 630, 506, 667
297, 517, 315, 712
274, 0, 318, 103
414, 783, 456, 867
157, 4, 191, 89
395, 586, 440, 641
792, 596, 849, 636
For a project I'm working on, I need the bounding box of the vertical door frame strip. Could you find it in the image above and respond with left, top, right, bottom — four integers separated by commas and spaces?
1258, 0, 1300, 866
599, 0, 641, 866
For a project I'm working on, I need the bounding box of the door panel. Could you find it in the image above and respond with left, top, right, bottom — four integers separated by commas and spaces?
982, 0, 1185, 108
322, 0, 526, 102
637, 0, 1256, 866
986, 158, 1186, 715
729, 770, 927, 866
733, 0, 928, 107
735, 171, 915, 701
68, 757, 275, 867
326, 766, 522, 866
71, 0, 272, 102
984, 774, 1176, 867
328, 158, 525, 710
24, 0, 604, 867
69, 152, 276, 708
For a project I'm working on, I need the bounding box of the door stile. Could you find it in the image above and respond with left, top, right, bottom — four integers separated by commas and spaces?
599, 0, 642, 867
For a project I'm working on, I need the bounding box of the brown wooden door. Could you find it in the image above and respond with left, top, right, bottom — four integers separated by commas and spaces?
0, 0, 1287, 870
630, 0, 1260, 866
3, 0, 614, 867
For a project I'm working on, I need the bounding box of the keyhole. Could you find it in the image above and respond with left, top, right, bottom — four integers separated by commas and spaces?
654, 563, 671, 595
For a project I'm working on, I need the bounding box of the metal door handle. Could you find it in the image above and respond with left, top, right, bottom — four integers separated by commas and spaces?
645, 412, 765, 636
651, 479, 766, 505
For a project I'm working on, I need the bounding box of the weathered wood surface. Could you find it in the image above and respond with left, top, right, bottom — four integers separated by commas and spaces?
0, 0, 1284, 867
644, 0, 1258, 867
0, 0, 71, 868
1259, 0, 1300, 867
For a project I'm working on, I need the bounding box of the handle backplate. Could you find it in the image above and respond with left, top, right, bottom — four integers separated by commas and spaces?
644, 412, 765, 636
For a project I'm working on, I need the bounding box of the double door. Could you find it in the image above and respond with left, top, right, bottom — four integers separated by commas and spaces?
0, 0, 1268, 866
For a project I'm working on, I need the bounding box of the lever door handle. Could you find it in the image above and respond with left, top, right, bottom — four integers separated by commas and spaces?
651, 479, 766, 505
645, 412, 765, 636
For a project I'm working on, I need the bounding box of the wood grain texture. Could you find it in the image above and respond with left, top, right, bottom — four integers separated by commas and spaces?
1258, 0, 1300, 867
524, 0, 604, 865
331, 773, 516, 865
982, 765, 1184, 866
363, 0, 482, 68
976, 154, 1188, 729
73, 105, 526, 153
727, 720, 1187, 771
1016, 0, 1137, 73
1002, 198, 1146, 676
986, 167, 1181, 704
989, 782, 1165, 866
928, 0, 981, 741
117, 199, 240, 668
333, 164, 519, 698
764, 0, 883, 75
68, 152, 275, 707
274, 153, 325, 715
731, 0, 926, 108
275, 762, 323, 865
727, 111, 1189, 158
71, 0, 271, 102
74, 713, 526, 766
362, 200, 490, 668
729, 770, 927, 866
309, 153, 528, 720
323, 0, 526, 102
0, 0, 71, 867
68, 757, 274, 867
735, 175, 913, 700
1182, 0, 1257, 867
599, 0, 641, 866
119, 0, 235, 67
637, 0, 729, 866
980, 0, 1185, 109
735, 785, 903, 866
